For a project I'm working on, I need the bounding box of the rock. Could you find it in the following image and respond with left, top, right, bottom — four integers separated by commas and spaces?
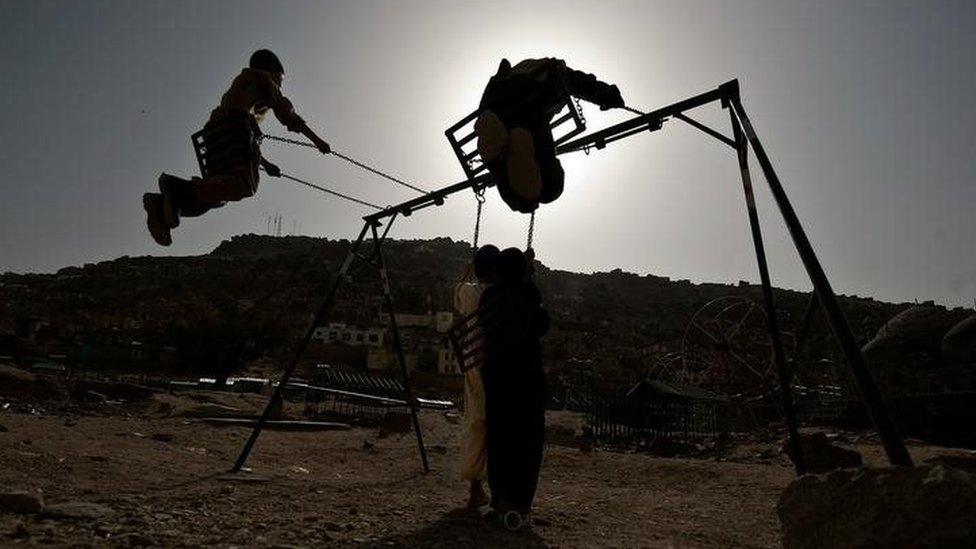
783, 432, 862, 473
362, 440, 375, 453
322, 521, 342, 532
778, 464, 976, 549
443, 411, 460, 424
925, 453, 976, 474
0, 491, 44, 514
42, 501, 115, 520
942, 315, 976, 365
11, 521, 29, 538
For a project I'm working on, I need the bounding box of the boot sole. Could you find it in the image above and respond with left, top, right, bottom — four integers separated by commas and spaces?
143, 194, 172, 246
475, 110, 509, 163
506, 128, 542, 203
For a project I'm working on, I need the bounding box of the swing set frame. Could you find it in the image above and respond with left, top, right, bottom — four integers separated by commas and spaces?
231, 78, 913, 476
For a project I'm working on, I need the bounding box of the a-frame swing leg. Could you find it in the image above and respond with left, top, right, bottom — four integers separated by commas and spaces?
370, 220, 431, 473
728, 94, 913, 467
231, 222, 371, 473
729, 111, 806, 475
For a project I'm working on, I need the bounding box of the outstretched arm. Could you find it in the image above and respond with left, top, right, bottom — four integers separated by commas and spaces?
295, 122, 331, 155
262, 73, 331, 154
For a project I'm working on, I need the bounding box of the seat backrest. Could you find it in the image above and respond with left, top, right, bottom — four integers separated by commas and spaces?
447, 290, 531, 373
191, 113, 260, 177
445, 93, 586, 180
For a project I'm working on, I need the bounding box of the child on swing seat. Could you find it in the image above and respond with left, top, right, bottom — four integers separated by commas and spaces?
143, 49, 331, 246
474, 58, 625, 214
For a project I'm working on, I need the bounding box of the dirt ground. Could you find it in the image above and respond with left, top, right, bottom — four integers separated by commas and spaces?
0, 385, 967, 548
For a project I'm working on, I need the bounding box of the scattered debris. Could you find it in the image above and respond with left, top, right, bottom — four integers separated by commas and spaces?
443, 411, 460, 424
151, 433, 175, 443
0, 423, 7, 433
288, 465, 310, 475
362, 440, 375, 453
783, 432, 862, 473
197, 418, 350, 431
778, 464, 976, 549
0, 491, 44, 514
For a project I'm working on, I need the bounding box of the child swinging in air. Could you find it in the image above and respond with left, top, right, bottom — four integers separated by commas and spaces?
143, 49, 331, 246
475, 58, 625, 214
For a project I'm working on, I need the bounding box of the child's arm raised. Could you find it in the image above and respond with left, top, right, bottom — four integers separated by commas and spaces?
262, 73, 331, 155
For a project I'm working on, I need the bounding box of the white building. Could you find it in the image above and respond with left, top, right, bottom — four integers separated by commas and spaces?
312, 322, 385, 348
388, 311, 454, 333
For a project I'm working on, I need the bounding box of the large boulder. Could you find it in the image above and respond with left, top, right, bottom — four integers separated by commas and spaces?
778, 464, 976, 549
942, 315, 976, 365
782, 432, 862, 474
861, 306, 961, 393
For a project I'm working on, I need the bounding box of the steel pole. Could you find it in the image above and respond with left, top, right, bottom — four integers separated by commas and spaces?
729, 96, 912, 467
231, 222, 371, 472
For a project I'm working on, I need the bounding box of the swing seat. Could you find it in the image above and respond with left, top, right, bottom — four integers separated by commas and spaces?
191, 112, 261, 179
445, 91, 585, 180
447, 290, 531, 373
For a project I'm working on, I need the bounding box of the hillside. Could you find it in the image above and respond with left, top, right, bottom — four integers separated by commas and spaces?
1, 234, 960, 385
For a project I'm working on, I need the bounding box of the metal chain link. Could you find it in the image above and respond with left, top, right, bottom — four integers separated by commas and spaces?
264, 168, 381, 210
260, 133, 429, 195
526, 211, 536, 250
472, 194, 484, 250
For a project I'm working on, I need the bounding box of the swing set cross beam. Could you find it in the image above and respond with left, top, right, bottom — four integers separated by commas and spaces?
231, 77, 913, 477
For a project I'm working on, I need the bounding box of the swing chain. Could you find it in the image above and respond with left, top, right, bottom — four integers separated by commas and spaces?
259, 132, 429, 195
472, 188, 486, 250
573, 96, 587, 129
526, 211, 536, 251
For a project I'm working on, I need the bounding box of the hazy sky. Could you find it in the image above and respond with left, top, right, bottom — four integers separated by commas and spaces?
1, 1, 974, 307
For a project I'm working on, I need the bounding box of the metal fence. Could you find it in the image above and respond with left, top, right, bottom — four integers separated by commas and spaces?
586, 391, 730, 446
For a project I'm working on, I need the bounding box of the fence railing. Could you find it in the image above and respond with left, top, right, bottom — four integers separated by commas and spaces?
586, 391, 730, 446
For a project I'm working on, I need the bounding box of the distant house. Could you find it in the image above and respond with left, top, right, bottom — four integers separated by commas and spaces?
312, 322, 385, 348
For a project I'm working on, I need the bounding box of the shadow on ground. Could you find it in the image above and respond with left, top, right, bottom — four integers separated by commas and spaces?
365, 508, 547, 548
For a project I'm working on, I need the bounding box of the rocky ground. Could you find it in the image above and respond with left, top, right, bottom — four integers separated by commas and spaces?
0, 375, 971, 548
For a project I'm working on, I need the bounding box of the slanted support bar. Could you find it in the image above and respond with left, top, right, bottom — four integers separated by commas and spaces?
232, 222, 371, 473
675, 112, 737, 149
728, 94, 913, 467
232, 216, 433, 474
371, 220, 431, 473
730, 111, 805, 475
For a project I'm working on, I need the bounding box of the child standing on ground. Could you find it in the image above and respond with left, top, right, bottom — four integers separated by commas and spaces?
454, 245, 500, 509
480, 247, 550, 530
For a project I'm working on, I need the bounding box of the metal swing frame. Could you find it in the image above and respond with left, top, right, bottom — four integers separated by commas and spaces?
231, 78, 912, 476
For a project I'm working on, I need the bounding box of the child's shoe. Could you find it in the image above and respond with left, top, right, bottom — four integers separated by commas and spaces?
475, 110, 509, 163
142, 193, 172, 246
157, 173, 191, 228
505, 128, 542, 203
